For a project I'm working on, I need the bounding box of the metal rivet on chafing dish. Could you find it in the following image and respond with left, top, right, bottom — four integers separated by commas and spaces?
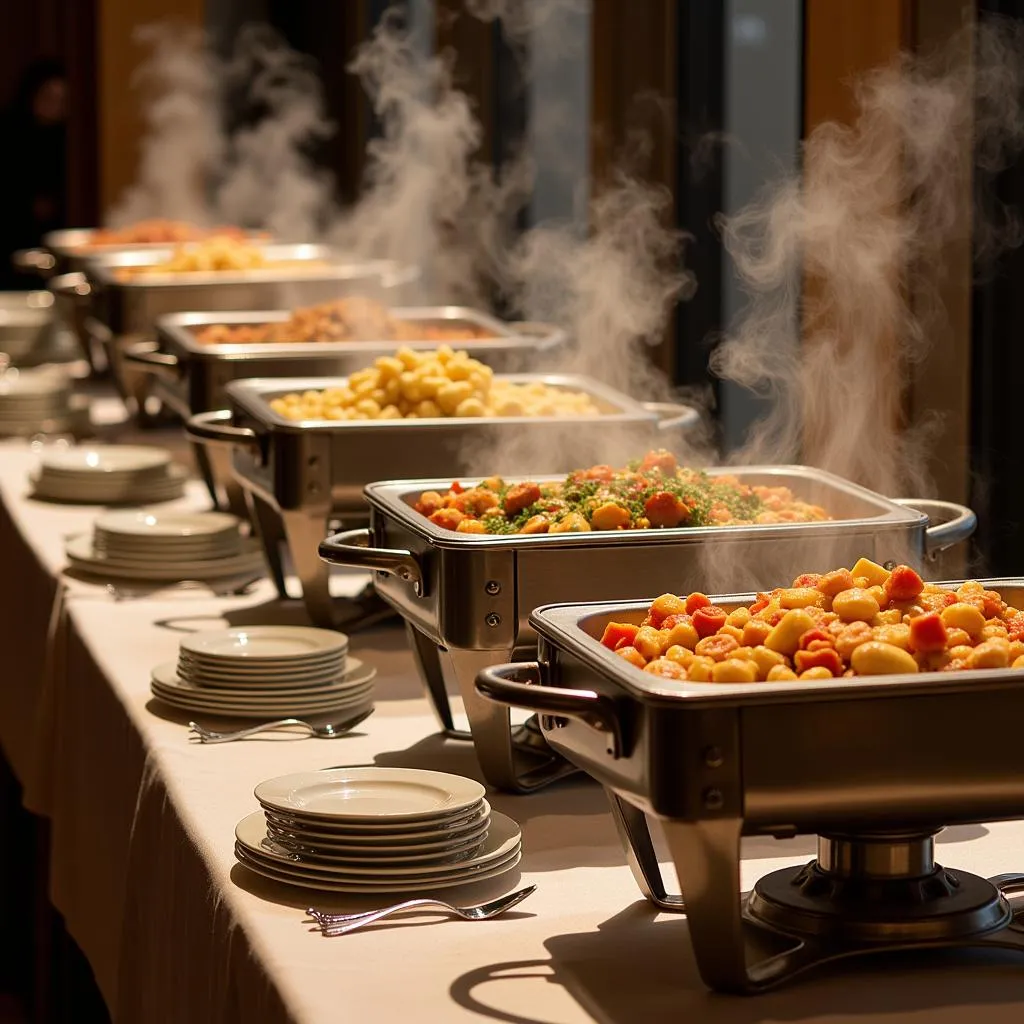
703, 746, 724, 769
702, 787, 724, 811
485, 612, 502, 627
485, 580, 502, 595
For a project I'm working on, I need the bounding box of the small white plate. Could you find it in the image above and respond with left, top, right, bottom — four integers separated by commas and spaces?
69, 536, 260, 572
150, 688, 374, 716
177, 650, 347, 678
66, 534, 264, 581
40, 444, 171, 475
254, 767, 486, 824
94, 509, 241, 539
237, 811, 518, 879
181, 626, 348, 663
234, 844, 521, 893
153, 658, 370, 699
177, 665, 347, 690
264, 815, 490, 855
262, 801, 490, 839
151, 671, 374, 707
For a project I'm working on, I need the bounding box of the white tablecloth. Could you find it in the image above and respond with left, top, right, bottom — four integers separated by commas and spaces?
3, 438, 1024, 1023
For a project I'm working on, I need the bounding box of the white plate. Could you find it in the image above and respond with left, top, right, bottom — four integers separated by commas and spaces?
153, 659, 370, 699
237, 811, 518, 879
151, 676, 374, 710
254, 767, 486, 824
66, 535, 265, 581
262, 801, 490, 839
69, 536, 261, 572
177, 650, 347, 678
264, 815, 491, 855
94, 509, 240, 539
177, 664, 347, 689
39, 444, 171, 475
235, 843, 520, 894
95, 545, 243, 565
181, 626, 348, 663
150, 689, 375, 719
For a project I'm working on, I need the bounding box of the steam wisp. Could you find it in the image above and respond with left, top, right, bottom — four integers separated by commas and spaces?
713, 21, 1024, 500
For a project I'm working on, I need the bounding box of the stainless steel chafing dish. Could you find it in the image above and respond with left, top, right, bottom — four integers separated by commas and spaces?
318, 468, 974, 792
476, 581, 1024, 993
124, 308, 566, 513
12, 227, 268, 278
187, 375, 700, 629
50, 244, 419, 409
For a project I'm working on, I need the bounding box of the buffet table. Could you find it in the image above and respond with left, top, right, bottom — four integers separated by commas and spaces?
3, 442, 1024, 1023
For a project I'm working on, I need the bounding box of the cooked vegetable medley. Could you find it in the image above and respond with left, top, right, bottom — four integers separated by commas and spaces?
268, 346, 600, 421
84, 220, 250, 247
194, 298, 495, 345
416, 451, 829, 534
600, 560, 1024, 682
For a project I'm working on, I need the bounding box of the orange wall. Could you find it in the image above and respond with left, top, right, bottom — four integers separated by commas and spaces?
97, 0, 204, 214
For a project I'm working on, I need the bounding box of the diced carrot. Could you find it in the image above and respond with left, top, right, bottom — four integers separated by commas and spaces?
692, 605, 728, 639
798, 628, 833, 650
685, 592, 711, 614
450, 481, 464, 494
907, 611, 948, 653
600, 622, 640, 651
749, 592, 771, 614
884, 565, 924, 602
793, 647, 843, 676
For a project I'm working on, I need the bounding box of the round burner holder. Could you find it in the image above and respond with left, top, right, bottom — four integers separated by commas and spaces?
604, 793, 1024, 994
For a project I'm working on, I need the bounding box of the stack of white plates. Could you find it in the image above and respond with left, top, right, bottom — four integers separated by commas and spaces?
33, 445, 186, 504
0, 367, 86, 435
234, 767, 522, 893
150, 626, 375, 718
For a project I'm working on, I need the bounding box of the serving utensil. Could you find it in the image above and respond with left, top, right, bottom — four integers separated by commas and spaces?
307, 885, 536, 935
188, 707, 373, 743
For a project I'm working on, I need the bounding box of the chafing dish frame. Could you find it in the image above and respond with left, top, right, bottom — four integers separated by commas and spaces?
475, 581, 1024, 992
317, 466, 975, 792
124, 307, 567, 511
186, 374, 700, 630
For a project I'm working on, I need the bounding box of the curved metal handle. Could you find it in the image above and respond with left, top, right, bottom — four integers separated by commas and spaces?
474, 661, 623, 758
892, 498, 977, 556
643, 400, 701, 433
123, 341, 182, 382
49, 272, 92, 302
13, 249, 56, 276
185, 409, 263, 457
318, 527, 423, 594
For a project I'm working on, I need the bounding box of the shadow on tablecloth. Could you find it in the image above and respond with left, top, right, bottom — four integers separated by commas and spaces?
450, 902, 1024, 1024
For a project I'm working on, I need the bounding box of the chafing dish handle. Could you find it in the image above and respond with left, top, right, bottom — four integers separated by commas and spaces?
892, 499, 977, 556
185, 410, 263, 457
318, 528, 423, 592
643, 401, 701, 433
12, 249, 56, 276
123, 342, 182, 382
475, 662, 623, 758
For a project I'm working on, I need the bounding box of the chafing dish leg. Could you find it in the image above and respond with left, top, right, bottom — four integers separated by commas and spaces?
660, 817, 757, 993
246, 491, 289, 600
452, 648, 581, 793
280, 509, 335, 628
405, 624, 468, 739
606, 791, 685, 911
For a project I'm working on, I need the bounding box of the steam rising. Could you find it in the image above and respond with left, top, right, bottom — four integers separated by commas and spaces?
106, 25, 223, 227
106, 24, 337, 237
714, 21, 1024, 500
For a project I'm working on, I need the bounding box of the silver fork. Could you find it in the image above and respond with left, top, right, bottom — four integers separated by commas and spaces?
308, 885, 536, 936
188, 707, 374, 743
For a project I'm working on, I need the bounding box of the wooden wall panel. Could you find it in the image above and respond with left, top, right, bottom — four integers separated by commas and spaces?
590, 0, 678, 376
97, 0, 204, 215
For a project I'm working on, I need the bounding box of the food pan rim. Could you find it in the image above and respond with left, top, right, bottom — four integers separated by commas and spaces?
528, 578, 1024, 706
358, 465, 926, 549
